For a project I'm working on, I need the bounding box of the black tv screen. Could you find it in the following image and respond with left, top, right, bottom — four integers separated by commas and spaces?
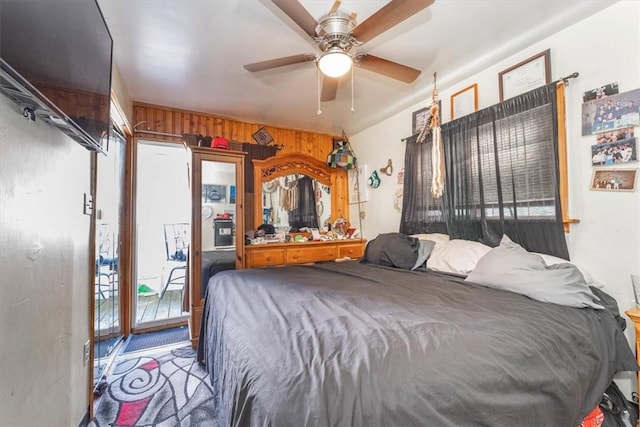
0, 0, 112, 152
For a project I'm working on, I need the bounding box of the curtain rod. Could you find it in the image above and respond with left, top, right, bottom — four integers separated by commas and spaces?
134, 129, 184, 138
401, 72, 580, 143
558, 72, 579, 85
133, 120, 183, 138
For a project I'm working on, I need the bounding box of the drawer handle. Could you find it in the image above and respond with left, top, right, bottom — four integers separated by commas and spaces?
266, 256, 271, 262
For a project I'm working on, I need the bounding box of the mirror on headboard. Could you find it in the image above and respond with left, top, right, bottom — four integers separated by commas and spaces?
252, 153, 349, 232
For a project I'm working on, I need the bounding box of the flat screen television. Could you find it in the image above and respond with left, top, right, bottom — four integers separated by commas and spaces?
0, 0, 113, 153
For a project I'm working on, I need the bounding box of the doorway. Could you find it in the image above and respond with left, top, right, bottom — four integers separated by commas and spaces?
133, 140, 190, 329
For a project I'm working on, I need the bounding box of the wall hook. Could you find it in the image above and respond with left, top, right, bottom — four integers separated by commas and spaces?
380, 159, 393, 176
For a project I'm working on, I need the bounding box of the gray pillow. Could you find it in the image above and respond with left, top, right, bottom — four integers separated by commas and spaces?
412, 239, 436, 271
465, 235, 603, 309
363, 233, 434, 270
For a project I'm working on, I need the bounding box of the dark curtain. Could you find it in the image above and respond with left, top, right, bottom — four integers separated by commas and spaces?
242, 143, 278, 193
401, 83, 569, 259
400, 133, 448, 235
288, 176, 319, 231
242, 143, 278, 230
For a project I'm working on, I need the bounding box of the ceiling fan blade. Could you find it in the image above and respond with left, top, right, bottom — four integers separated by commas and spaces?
321, 76, 339, 102
272, 0, 319, 39
351, 0, 434, 43
357, 54, 421, 83
244, 54, 316, 72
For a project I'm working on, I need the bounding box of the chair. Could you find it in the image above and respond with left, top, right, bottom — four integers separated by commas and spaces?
161, 223, 190, 299
95, 224, 118, 299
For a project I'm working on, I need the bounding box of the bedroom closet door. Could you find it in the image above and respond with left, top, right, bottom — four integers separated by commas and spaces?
189, 147, 245, 347
93, 124, 125, 387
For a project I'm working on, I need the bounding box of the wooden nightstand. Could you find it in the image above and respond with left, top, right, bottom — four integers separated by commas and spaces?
624, 307, 640, 408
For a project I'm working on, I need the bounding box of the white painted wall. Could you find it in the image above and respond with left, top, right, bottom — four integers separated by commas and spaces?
0, 95, 92, 425
350, 0, 640, 395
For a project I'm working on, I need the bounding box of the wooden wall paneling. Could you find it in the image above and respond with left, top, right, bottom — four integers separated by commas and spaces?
182, 113, 190, 136
132, 102, 340, 161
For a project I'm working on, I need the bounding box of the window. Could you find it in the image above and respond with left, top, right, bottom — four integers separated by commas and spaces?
402, 83, 570, 259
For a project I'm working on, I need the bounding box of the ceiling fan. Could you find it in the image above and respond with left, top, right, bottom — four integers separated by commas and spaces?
243, 0, 434, 102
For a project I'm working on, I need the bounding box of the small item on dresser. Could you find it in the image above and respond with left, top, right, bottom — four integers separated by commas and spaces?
332, 217, 350, 237
212, 136, 230, 150
201, 135, 213, 147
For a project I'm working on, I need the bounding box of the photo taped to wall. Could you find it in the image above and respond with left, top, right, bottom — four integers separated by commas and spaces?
582, 88, 640, 136
583, 82, 619, 103
591, 137, 637, 166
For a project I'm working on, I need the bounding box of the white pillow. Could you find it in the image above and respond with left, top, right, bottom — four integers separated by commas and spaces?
410, 233, 450, 250
533, 253, 603, 289
426, 239, 492, 275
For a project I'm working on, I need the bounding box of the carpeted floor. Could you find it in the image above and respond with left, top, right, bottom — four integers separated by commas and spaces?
90, 346, 217, 427
122, 326, 190, 354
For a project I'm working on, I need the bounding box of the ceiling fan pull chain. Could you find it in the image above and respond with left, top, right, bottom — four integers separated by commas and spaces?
317, 66, 322, 115
351, 64, 355, 113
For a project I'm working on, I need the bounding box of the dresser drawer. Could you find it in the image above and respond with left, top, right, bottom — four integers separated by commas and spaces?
248, 248, 285, 267
338, 243, 365, 259
286, 245, 337, 264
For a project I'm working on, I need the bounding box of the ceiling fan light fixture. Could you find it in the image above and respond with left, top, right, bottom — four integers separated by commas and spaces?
317, 48, 352, 78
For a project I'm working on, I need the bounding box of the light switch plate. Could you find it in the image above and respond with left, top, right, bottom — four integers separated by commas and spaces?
83, 193, 93, 215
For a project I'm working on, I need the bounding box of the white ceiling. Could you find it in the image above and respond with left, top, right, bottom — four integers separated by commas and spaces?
98, 0, 615, 137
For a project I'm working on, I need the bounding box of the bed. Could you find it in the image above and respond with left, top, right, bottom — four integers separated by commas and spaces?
200, 250, 237, 299
198, 234, 637, 426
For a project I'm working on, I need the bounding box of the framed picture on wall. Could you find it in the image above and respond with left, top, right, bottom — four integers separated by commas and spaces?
203, 184, 227, 203
412, 100, 442, 135
252, 127, 273, 146
590, 168, 638, 191
499, 49, 551, 101
450, 83, 478, 120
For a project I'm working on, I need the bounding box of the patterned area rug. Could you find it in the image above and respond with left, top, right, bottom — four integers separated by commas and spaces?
90, 346, 217, 427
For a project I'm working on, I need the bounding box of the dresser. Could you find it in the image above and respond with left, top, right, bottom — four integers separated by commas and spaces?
245, 239, 366, 268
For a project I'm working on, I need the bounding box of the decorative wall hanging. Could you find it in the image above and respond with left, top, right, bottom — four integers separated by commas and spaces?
416, 73, 444, 199
368, 170, 381, 188
499, 49, 550, 101
379, 159, 393, 176
348, 164, 368, 204
252, 127, 274, 146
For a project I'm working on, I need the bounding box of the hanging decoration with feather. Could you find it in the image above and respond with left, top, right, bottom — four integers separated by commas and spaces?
417, 72, 444, 199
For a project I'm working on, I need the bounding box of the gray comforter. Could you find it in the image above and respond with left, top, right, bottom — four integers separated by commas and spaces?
199, 261, 637, 427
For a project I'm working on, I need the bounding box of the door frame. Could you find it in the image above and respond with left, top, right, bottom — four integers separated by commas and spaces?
128, 137, 190, 333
